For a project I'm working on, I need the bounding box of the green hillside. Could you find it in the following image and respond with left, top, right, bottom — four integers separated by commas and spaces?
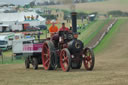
94, 18, 127, 53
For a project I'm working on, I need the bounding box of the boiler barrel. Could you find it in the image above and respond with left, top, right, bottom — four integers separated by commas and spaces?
68, 40, 83, 54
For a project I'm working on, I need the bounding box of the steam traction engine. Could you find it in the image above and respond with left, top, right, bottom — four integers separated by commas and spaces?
41, 12, 95, 72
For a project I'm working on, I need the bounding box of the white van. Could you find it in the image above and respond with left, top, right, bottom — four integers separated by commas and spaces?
0, 33, 14, 50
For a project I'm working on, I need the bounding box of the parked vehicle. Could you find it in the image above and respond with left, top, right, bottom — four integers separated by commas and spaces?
0, 24, 11, 32
0, 32, 14, 50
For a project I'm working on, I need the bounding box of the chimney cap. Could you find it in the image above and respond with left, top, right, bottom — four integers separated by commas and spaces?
71, 12, 77, 15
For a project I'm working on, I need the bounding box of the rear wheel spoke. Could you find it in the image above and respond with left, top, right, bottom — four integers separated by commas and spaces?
64, 57, 68, 61
44, 59, 49, 65
44, 54, 49, 57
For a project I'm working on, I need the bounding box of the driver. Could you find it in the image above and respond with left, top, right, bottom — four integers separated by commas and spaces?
59, 23, 70, 32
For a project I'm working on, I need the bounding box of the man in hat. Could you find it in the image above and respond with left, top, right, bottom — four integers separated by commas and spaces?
49, 20, 58, 36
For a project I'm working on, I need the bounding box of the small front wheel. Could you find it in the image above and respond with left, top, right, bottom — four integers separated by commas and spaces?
83, 48, 95, 71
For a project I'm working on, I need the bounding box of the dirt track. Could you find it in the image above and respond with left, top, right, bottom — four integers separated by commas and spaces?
87, 19, 117, 48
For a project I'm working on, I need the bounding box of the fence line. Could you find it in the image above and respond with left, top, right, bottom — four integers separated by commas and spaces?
0, 52, 22, 64
0, 54, 3, 64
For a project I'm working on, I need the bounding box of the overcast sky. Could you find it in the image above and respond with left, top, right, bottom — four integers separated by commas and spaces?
0, 0, 34, 5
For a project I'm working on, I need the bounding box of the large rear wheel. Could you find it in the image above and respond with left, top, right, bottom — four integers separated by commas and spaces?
42, 41, 56, 70
83, 48, 95, 71
60, 48, 71, 72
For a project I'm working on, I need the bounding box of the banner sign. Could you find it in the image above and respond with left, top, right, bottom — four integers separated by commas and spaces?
23, 43, 42, 53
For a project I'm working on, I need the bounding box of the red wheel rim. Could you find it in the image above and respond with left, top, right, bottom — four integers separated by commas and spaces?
60, 50, 69, 72
83, 50, 92, 70
42, 43, 50, 70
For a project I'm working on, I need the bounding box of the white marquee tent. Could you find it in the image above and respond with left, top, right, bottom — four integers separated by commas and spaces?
0, 12, 46, 31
